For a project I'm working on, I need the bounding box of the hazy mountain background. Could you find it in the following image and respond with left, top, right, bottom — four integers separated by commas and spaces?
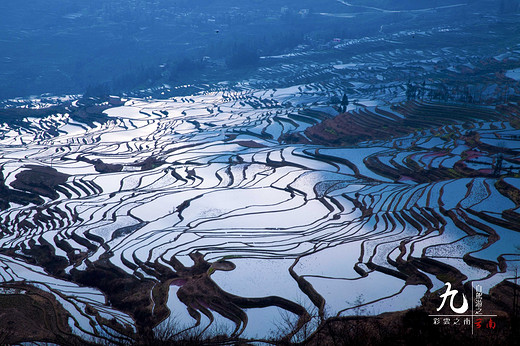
0, 0, 516, 100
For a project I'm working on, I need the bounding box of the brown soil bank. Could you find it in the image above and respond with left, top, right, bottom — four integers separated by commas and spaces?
0, 283, 82, 345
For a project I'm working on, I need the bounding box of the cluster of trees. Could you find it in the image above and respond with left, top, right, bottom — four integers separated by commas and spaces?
406, 81, 427, 101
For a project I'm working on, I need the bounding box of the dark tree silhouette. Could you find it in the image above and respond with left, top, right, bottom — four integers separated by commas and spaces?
340, 93, 349, 113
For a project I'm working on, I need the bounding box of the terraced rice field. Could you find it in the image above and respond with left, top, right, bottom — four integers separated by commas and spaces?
0, 79, 519, 342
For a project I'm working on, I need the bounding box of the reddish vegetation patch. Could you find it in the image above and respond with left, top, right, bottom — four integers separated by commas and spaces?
171, 278, 187, 286
288, 101, 502, 147
465, 150, 482, 160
